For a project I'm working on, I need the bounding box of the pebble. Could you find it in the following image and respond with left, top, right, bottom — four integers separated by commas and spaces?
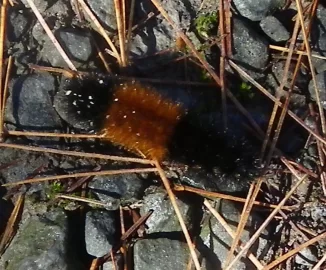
260, 15, 290, 43
308, 71, 326, 110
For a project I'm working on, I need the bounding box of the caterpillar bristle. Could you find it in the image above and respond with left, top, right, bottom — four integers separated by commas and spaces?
100, 81, 184, 161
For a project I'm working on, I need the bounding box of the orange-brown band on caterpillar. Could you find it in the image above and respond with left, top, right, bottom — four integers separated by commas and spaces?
100, 81, 184, 161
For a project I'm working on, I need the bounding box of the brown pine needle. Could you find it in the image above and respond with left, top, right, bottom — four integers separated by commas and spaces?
0, 193, 24, 255
2, 167, 157, 187
154, 160, 201, 270
173, 184, 298, 211
1, 55, 12, 140
56, 194, 114, 208
224, 183, 255, 268
312, 252, 326, 270
204, 199, 264, 270
0, 142, 154, 164
25, 0, 76, 71
7, 130, 104, 139
225, 174, 308, 270
114, 0, 127, 66
0, 0, 8, 140
270, 45, 326, 60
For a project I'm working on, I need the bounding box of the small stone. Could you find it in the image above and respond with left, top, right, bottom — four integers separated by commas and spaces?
231, 17, 269, 79
233, 0, 286, 21
133, 238, 195, 270
41, 28, 94, 69
7, 8, 31, 42
260, 16, 290, 43
308, 71, 326, 109
295, 247, 317, 267
4, 74, 62, 130
140, 187, 196, 233
85, 209, 118, 257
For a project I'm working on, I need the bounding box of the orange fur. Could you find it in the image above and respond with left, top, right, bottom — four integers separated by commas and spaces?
100, 81, 184, 161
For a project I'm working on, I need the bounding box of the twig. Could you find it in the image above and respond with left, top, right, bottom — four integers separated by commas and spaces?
2, 167, 157, 187
225, 174, 308, 270
125, 0, 135, 62
154, 160, 201, 270
7, 130, 104, 139
1, 56, 12, 140
311, 252, 326, 270
0, 142, 154, 164
25, 0, 76, 71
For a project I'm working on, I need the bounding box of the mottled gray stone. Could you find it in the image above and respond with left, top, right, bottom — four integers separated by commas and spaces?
41, 28, 94, 69
200, 200, 268, 269
231, 17, 269, 79
260, 16, 290, 42
0, 206, 83, 270
85, 209, 117, 257
308, 71, 326, 109
133, 238, 197, 270
233, 0, 285, 21
140, 187, 195, 233
7, 8, 31, 42
4, 73, 62, 130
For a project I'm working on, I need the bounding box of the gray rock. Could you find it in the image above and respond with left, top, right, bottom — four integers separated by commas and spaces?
231, 17, 269, 79
85, 0, 117, 32
295, 247, 318, 267
133, 238, 198, 270
88, 173, 147, 205
41, 28, 95, 69
233, 0, 285, 21
260, 16, 290, 43
200, 200, 268, 269
308, 71, 326, 109
21, 0, 48, 13
7, 8, 31, 42
140, 187, 196, 233
0, 147, 50, 185
129, 0, 200, 71
312, 33, 326, 74
85, 209, 117, 257
0, 206, 83, 270
4, 73, 62, 130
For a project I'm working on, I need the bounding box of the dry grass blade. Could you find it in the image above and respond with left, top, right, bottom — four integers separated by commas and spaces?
228, 59, 326, 146
263, 231, 326, 269
0, 193, 24, 255
0, 142, 154, 164
224, 183, 255, 268
173, 184, 298, 210
114, 0, 127, 66
296, 0, 326, 134
2, 167, 157, 187
125, 0, 135, 62
78, 0, 121, 65
154, 160, 201, 270
204, 199, 263, 269
225, 174, 308, 270
25, 0, 76, 71
270, 45, 326, 60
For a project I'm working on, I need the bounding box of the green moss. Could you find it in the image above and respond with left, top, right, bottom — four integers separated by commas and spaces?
238, 82, 255, 99
195, 13, 218, 39
46, 181, 65, 200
